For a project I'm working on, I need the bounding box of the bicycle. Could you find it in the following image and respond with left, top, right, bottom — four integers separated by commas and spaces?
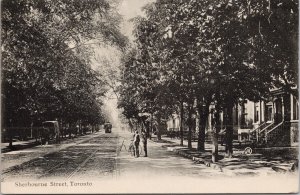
234, 145, 253, 156
119, 139, 143, 156
243, 146, 253, 155
234, 140, 254, 156
128, 141, 143, 156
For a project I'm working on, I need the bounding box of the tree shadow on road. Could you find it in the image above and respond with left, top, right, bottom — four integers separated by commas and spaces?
1, 141, 40, 153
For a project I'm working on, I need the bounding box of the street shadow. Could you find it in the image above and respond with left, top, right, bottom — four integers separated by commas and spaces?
255, 148, 299, 161
160, 145, 297, 174
151, 138, 175, 144
1, 140, 40, 153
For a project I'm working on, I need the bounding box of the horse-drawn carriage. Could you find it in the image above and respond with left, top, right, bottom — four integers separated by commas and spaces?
39, 121, 61, 144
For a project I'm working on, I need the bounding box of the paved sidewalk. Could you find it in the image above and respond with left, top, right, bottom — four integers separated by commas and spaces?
115, 130, 226, 179
149, 136, 299, 177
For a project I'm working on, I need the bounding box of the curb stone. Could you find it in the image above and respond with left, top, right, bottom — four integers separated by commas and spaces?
169, 147, 223, 172
151, 138, 297, 174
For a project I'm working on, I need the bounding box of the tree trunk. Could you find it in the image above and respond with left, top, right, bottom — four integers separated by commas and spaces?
211, 131, 218, 162
187, 105, 193, 149
9, 133, 13, 148
156, 114, 162, 140
283, 93, 291, 144
128, 119, 133, 133
157, 129, 161, 140
180, 101, 184, 146
142, 119, 150, 139
149, 113, 153, 140
8, 121, 14, 148
138, 117, 142, 133
79, 121, 83, 135
225, 103, 234, 158
141, 119, 144, 132
212, 102, 221, 163
197, 101, 210, 151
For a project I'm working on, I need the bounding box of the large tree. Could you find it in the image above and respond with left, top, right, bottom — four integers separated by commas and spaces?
2, 0, 127, 142
119, 0, 298, 160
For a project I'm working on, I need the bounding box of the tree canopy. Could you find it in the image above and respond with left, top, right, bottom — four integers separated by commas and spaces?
118, 0, 298, 157
2, 0, 127, 127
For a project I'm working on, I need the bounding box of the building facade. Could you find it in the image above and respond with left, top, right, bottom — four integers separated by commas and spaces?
166, 88, 298, 147
237, 88, 298, 147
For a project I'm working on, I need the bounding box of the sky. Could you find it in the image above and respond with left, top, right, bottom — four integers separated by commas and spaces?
96, 0, 155, 127
118, 0, 154, 41
91, 0, 154, 70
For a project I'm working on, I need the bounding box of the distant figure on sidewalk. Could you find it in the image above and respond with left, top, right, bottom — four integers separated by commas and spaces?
141, 130, 148, 157
133, 130, 140, 157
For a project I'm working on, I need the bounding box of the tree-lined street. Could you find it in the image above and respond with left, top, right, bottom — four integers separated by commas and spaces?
2, 127, 297, 182
2, 128, 222, 182
118, 0, 298, 162
2, 0, 127, 148
1, 0, 298, 193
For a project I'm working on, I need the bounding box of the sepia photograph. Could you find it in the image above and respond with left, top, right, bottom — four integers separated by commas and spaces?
1, 0, 299, 194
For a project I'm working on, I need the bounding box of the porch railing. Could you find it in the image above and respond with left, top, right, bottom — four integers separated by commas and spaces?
249, 122, 267, 142
265, 121, 284, 144
259, 122, 275, 134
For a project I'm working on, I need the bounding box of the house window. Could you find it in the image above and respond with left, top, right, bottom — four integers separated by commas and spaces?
293, 96, 299, 120
254, 102, 259, 123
